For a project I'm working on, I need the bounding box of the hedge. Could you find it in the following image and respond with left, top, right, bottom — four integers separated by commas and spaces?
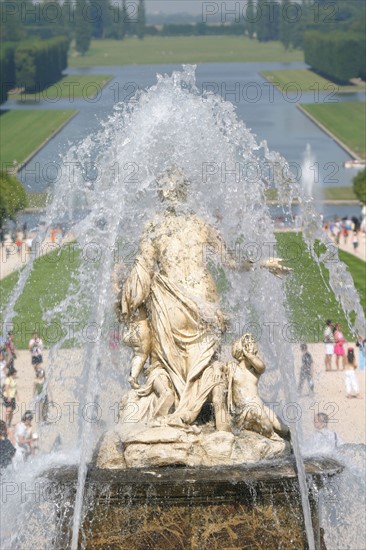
0, 43, 16, 104
14, 35, 69, 92
0, 170, 28, 228
304, 31, 365, 83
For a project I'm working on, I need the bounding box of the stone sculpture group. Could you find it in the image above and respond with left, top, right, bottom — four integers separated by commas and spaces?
97, 168, 291, 468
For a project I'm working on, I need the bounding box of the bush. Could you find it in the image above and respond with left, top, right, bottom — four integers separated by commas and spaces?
353, 168, 366, 205
15, 36, 69, 92
304, 31, 365, 83
0, 170, 28, 228
0, 43, 16, 104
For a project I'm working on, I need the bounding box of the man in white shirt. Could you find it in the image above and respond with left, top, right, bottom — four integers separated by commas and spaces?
312, 412, 343, 453
28, 331, 43, 370
14, 411, 34, 465
324, 319, 334, 372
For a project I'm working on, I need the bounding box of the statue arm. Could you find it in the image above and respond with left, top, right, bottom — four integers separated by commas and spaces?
206, 223, 292, 277
206, 225, 258, 272
121, 235, 156, 319
206, 225, 240, 270
244, 353, 265, 375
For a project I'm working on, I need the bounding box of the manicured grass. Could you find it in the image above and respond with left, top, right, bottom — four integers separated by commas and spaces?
8, 75, 112, 102
261, 69, 366, 93
1, 233, 363, 346
300, 102, 366, 159
323, 187, 357, 201
338, 249, 366, 313
26, 192, 50, 209
276, 232, 365, 342
0, 245, 82, 349
69, 37, 303, 67
265, 187, 357, 202
0, 109, 77, 169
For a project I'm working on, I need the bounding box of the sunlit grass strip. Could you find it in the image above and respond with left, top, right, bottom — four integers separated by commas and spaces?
1, 234, 363, 346
300, 102, 366, 159
8, 75, 112, 102
276, 232, 364, 342
69, 37, 303, 67
261, 69, 365, 94
0, 109, 78, 169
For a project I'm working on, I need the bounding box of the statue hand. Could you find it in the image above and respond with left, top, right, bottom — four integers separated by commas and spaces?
128, 376, 140, 390
260, 258, 293, 278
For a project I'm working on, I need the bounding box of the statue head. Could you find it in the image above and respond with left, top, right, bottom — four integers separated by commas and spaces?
232, 332, 257, 361
157, 167, 189, 204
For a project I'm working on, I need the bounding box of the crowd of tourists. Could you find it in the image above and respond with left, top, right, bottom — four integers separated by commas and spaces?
297, 321, 364, 399
324, 216, 362, 252
0, 330, 49, 470
323, 319, 364, 398
1, 319, 364, 470
1, 225, 63, 263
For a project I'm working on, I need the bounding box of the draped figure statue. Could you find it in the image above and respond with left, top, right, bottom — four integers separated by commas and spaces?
117, 167, 290, 432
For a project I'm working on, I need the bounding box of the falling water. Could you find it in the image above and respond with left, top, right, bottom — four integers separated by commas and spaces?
302, 143, 316, 199
2, 66, 365, 549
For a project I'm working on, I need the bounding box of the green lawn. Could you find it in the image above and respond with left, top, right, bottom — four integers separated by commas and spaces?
300, 102, 366, 159
261, 69, 366, 93
0, 109, 77, 169
276, 232, 365, 342
69, 37, 304, 67
323, 187, 357, 201
338, 249, 366, 314
265, 187, 357, 202
0, 245, 82, 349
25, 192, 50, 209
8, 74, 112, 102
1, 233, 364, 347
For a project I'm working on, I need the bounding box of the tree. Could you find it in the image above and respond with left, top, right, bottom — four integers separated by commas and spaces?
121, 0, 129, 37
74, 0, 92, 55
136, 0, 145, 39
353, 168, 366, 205
304, 31, 365, 83
279, 0, 291, 50
256, 0, 279, 42
0, 171, 28, 229
90, 0, 113, 38
245, 2, 257, 39
0, 0, 26, 42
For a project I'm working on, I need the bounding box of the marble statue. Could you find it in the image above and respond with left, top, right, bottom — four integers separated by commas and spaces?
225, 333, 289, 439
97, 168, 291, 468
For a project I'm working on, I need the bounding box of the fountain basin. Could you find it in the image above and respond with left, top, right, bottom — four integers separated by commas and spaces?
50, 457, 342, 549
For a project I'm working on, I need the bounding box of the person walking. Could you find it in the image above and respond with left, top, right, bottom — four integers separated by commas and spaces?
2, 365, 18, 428
312, 412, 343, 452
28, 331, 43, 370
14, 411, 34, 465
344, 348, 361, 399
323, 320, 334, 372
356, 335, 366, 371
333, 323, 346, 371
298, 344, 314, 396
5, 331, 16, 371
0, 420, 16, 470
33, 368, 49, 422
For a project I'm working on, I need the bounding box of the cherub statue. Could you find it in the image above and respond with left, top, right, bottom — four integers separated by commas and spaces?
122, 306, 151, 390
226, 333, 289, 440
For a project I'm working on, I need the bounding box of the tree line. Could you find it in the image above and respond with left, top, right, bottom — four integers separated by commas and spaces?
1, 36, 69, 100
304, 31, 365, 83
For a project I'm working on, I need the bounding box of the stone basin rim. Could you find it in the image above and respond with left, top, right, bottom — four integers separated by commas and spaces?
46, 455, 343, 485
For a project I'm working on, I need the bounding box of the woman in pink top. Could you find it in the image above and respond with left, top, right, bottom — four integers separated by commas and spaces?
333, 323, 346, 370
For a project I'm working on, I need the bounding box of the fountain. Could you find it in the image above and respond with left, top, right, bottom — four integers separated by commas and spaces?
1, 66, 365, 549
